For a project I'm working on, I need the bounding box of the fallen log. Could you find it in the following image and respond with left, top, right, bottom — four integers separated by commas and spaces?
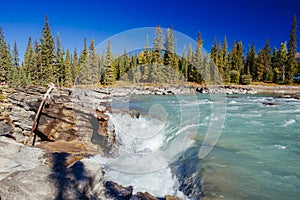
26, 83, 56, 146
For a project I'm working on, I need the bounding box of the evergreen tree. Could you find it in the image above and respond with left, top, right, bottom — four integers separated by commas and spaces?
210, 38, 218, 66
286, 15, 298, 84
103, 40, 115, 85
221, 36, 230, 83
55, 33, 64, 85
192, 32, 203, 83
164, 27, 178, 82
272, 42, 288, 83
181, 46, 188, 81
7, 40, 21, 86
262, 39, 273, 82
23, 37, 35, 84
187, 44, 194, 81
34, 39, 42, 84
40, 16, 55, 84
72, 48, 80, 83
0, 27, 12, 83
64, 49, 72, 86
141, 36, 150, 82
77, 38, 90, 84
150, 26, 164, 82
80, 37, 88, 65
245, 42, 256, 80
88, 39, 100, 84
256, 50, 265, 81
12, 40, 19, 67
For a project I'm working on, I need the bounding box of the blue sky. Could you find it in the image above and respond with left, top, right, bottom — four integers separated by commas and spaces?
0, 0, 299, 60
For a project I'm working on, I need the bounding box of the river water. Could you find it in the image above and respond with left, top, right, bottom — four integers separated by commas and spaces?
95, 93, 300, 199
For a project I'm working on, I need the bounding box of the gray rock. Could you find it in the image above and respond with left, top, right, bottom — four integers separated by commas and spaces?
0, 141, 107, 200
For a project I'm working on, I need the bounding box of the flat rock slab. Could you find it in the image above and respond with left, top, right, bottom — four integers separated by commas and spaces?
36, 140, 104, 156
0, 140, 45, 181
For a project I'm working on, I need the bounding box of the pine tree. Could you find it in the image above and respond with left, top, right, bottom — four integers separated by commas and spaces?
164, 27, 174, 66
187, 44, 194, 81
150, 26, 164, 82
8, 40, 20, 86
64, 49, 72, 86
104, 40, 115, 85
55, 33, 64, 85
210, 38, 218, 66
0, 27, 12, 83
164, 27, 178, 82
77, 38, 90, 84
221, 36, 230, 83
245, 42, 256, 80
286, 15, 298, 84
228, 41, 244, 84
141, 36, 150, 82
23, 37, 35, 84
40, 16, 55, 85
181, 46, 188, 81
262, 39, 273, 82
191, 32, 203, 83
272, 42, 288, 83
72, 48, 80, 83
256, 50, 265, 81
12, 40, 19, 67
34, 39, 42, 84
88, 39, 100, 84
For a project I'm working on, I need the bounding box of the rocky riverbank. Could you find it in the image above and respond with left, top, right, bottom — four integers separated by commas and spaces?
1, 83, 299, 200
0, 85, 185, 200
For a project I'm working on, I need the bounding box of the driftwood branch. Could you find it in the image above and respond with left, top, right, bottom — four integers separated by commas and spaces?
26, 83, 56, 146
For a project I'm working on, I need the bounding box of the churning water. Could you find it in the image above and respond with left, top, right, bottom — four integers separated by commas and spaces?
94, 94, 300, 199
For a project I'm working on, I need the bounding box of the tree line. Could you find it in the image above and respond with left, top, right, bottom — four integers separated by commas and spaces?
0, 15, 298, 87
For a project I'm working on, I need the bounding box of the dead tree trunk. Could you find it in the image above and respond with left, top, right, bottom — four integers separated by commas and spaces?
26, 83, 56, 146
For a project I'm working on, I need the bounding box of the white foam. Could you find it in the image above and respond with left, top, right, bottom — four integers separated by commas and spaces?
228, 100, 237, 104
274, 144, 287, 150
284, 119, 296, 127
180, 99, 212, 106
102, 165, 186, 198
98, 113, 193, 198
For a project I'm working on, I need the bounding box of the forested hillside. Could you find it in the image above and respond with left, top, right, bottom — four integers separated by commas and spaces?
0, 15, 298, 87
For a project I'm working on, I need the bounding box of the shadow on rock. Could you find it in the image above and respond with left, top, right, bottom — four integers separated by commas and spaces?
50, 152, 89, 200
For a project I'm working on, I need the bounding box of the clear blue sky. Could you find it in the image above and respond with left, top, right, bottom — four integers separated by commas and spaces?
0, 0, 299, 60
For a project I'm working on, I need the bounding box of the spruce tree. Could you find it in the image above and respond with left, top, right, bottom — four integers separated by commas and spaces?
23, 37, 35, 84
0, 27, 12, 83
12, 40, 19, 67
77, 38, 90, 84
262, 39, 273, 82
40, 16, 55, 85
187, 44, 194, 81
180, 46, 188, 81
272, 42, 288, 83
164, 27, 178, 82
256, 50, 265, 81
55, 33, 64, 85
88, 39, 100, 84
8, 40, 20, 86
104, 40, 115, 85
72, 48, 80, 83
64, 49, 72, 86
34, 39, 42, 84
141, 36, 150, 82
151, 26, 164, 82
286, 15, 298, 84
192, 32, 204, 83
245, 42, 256, 80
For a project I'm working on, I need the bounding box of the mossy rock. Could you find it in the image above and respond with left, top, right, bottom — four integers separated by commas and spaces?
0, 94, 6, 101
